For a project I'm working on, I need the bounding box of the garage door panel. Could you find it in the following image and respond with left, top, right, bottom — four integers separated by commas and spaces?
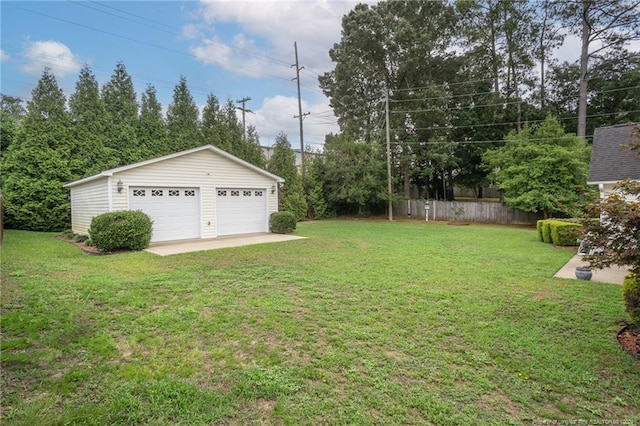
217, 188, 267, 236
129, 187, 200, 242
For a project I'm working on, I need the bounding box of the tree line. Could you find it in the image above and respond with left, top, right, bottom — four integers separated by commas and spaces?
316, 0, 639, 215
2, 0, 639, 230
0, 63, 279, 231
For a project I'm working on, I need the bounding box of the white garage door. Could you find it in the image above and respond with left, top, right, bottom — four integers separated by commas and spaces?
129, 187, 200, 242
216, 188, 267, 236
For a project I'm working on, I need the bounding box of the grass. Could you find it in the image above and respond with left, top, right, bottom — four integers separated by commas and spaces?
1, 220, 639, 425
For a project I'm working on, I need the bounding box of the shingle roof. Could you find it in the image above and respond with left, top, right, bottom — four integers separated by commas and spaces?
587, 123, 640, 184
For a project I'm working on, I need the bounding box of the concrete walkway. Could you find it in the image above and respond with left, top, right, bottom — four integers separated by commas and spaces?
554, 254, 629, 285
145, 233, 306, 256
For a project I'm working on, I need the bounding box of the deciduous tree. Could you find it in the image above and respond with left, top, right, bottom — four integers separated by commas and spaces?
483, 116, 591, 217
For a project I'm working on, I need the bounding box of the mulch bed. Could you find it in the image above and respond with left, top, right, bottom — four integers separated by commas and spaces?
617, 325, 640, 359
57, 236, 109, 255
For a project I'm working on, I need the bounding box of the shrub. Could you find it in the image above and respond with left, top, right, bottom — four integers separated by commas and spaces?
622, 273, 640, 324
60, 229, 75, 239
536, 220, 544, 242
89, 210, 153, 251
538, 219, 580, 245
270, 211, 297, 234
73, 234, 89, 243
541, 220, 555, 243
550, 222, 581, 246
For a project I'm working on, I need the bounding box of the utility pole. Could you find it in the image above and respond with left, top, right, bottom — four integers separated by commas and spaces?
292, 41, 309, 177
386, 89, 393, 221
235, 96, 252, 141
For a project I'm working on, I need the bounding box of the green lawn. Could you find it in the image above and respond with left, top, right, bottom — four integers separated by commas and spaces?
1, 220, 638, 425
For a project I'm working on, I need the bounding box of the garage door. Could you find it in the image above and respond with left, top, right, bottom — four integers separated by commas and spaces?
216, 188, 267, 236
129, 187, 200, 242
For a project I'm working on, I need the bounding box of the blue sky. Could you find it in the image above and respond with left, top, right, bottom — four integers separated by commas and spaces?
0, 0, 372, 148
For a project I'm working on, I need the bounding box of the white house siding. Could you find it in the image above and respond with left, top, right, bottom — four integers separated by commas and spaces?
109, 149, 278, 238
600, 182, 640, 202
69, 177, 109, 235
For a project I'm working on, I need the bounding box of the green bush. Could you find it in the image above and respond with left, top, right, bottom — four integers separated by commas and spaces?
550, 222, 582, 246
73, 234, 89, 243
536, 220, 545, 242
89, 210, 153, 252
622, 273, 640, 324
60, 229, 75, 239
270, 211, 297, 234
538, 219, 581, 245
541, 220, 556, 243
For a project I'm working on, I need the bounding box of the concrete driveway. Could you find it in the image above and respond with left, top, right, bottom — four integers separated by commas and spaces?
145, 233, 306, 256
554, 254, 629, 285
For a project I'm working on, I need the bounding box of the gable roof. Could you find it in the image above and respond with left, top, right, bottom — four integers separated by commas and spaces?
64, 144, 284, 188
587, 123, 640, 184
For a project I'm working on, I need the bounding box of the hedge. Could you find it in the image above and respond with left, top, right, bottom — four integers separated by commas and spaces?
537, 219, 582, 246
622, 273, 640, 324
89, 210, 153, 251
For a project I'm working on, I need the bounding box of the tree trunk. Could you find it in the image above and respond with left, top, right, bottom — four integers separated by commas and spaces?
577, 0, 591, 139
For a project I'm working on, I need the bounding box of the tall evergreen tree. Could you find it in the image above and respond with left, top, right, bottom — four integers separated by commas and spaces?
138, 84, 167, 158
201, 93, 231, 152
1, 69, 72, 230
69, 65, 114, 176
166, 76, 201, 152
102, 62, 139, 165
221, 99, 245, 156
267, 133, 307, 220
243, 124, 266, 168
0, 94, 25, 160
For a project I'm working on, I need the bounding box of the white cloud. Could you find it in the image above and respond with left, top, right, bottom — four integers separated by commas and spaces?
22, 40, 82, 77
247, 95, 338, 148
0, 49, 9, 62
187, 0, 375, 78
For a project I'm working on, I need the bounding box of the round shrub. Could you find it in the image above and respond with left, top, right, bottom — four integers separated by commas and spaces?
270, 211, 297, 234
89, 210, 153, 252
622, 273, 640, 324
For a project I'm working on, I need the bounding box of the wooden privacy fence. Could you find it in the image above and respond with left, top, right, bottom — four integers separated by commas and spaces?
394, 199, 542, 225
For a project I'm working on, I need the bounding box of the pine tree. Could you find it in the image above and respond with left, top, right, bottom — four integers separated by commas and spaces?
1, 69, 72, 230
166, 76, 201, 152
102, 62, 140, 165
69, 65, 115, 176
138, 84, 167, 158
243, 124, 266, 168
267, 133, 307, 221
0, 94, 25, 161
201, 93, 231, 152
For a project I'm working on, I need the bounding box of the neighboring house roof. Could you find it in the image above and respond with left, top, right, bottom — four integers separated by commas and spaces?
587, 123, 640, 185
64, 144, 284, 188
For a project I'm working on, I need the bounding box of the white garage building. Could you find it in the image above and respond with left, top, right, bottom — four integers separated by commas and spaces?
64, 145, 284, 243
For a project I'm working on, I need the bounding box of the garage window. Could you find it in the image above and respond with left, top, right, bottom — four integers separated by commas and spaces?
133, 189, 145, 197
185, 190, 196, 197
243, 190, 252, 196
231, 190, 240, 196
169, 190, 179, 196
217, 190, 227, 196
255, 190, 263, 197
152, 189, 163, 196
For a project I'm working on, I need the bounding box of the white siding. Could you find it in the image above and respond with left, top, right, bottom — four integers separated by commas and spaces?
110, 149, 278, 238
69, 177, 109, 235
